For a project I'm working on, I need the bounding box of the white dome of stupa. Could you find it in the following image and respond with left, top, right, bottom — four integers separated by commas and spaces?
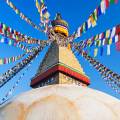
0, 84, 120, 120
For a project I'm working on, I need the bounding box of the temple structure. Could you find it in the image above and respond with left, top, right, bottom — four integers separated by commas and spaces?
1, 14, 120, 120
30, 13, 90, 88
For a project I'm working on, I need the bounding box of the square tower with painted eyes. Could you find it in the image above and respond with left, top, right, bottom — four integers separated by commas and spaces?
30, 13, 90, 88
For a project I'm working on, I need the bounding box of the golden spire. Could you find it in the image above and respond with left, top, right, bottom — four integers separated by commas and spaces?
51, 13, 69, 37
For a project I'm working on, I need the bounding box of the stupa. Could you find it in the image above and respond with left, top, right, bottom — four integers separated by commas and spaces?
0, 14, 120, 120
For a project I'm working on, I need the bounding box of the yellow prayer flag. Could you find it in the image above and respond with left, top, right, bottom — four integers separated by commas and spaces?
106, 30, 110, 38
109, 38, 112, 45
36, 0, 41, 13
28, 40, 31, 44
90, 15, 96, 27
94, 48, 98, 57
0, 59, 3, 65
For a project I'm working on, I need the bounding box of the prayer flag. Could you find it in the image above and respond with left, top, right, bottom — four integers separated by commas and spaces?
110, 0, 115, 4
77, 26, 81, 37
83, 22, 86, 33
106, 29, 111, 38
116, 41, 120, 51
90, 14, 97, 27
94, 48, 98, 57
111, 27, 116, 38
101, 0, 106, 14
115, 0, 118, 3
41, 0, 44, 3
107, 38, 112, 45
116, 34, 120, 51
87, 18, 92, 29
107, 45, 111, 55
102, 38, 106, 45
116, 25, 120, 35
115, 35, 119, 43
105, 0, 109, 8
0, 59, 4, 64
36, 0, 41, 13
1, 37, 5, 43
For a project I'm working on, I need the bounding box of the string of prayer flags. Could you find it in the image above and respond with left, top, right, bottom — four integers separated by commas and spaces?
41, 4, 50, 20
0, 36, 31, 52
0, 54, 37, 105
0, 22, 48, 45
0, 54, 25, 65
5, 0, 43, 32
105, 80, 120, 94
72, 24, 120, 57
0, 67, 29, 105
0, 22, 32, 42
36, 0, 41, 13
35, 0, 50, 28
0, 46, 42, 88
77, 50, 120, 93
72, 0, 118, 40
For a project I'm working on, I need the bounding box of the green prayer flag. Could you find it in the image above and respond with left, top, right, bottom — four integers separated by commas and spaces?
93, 10, 97, 21
95, 34, 99, 40
96, 40, 101, 46
41, 0, 44, 3
110, 0, 115, 4
107, 38, 112, 45
10, 57, 13, 62
94, 9, 97, 21
92, 13, 96, 21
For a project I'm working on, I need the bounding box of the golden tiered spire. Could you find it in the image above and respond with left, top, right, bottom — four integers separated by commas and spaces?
30, 13, 90, 88
51, 13, 69, 37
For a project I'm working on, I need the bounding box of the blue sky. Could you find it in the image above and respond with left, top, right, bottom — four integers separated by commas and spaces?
0, 0, 120, 102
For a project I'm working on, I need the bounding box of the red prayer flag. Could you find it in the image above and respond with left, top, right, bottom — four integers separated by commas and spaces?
4, 58, 7, 64
10, 34, 12, 39
7, 27, 10, 32
116, 34, 120, 51
101, 32, 105, 39
16, 31, 18, 35
105, 0, 109, 8
80, 26, 83, 33
115, 0, 118, 3
0, 29, 2, 33
115, 25, 120, 35
116, 41, 120, 51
